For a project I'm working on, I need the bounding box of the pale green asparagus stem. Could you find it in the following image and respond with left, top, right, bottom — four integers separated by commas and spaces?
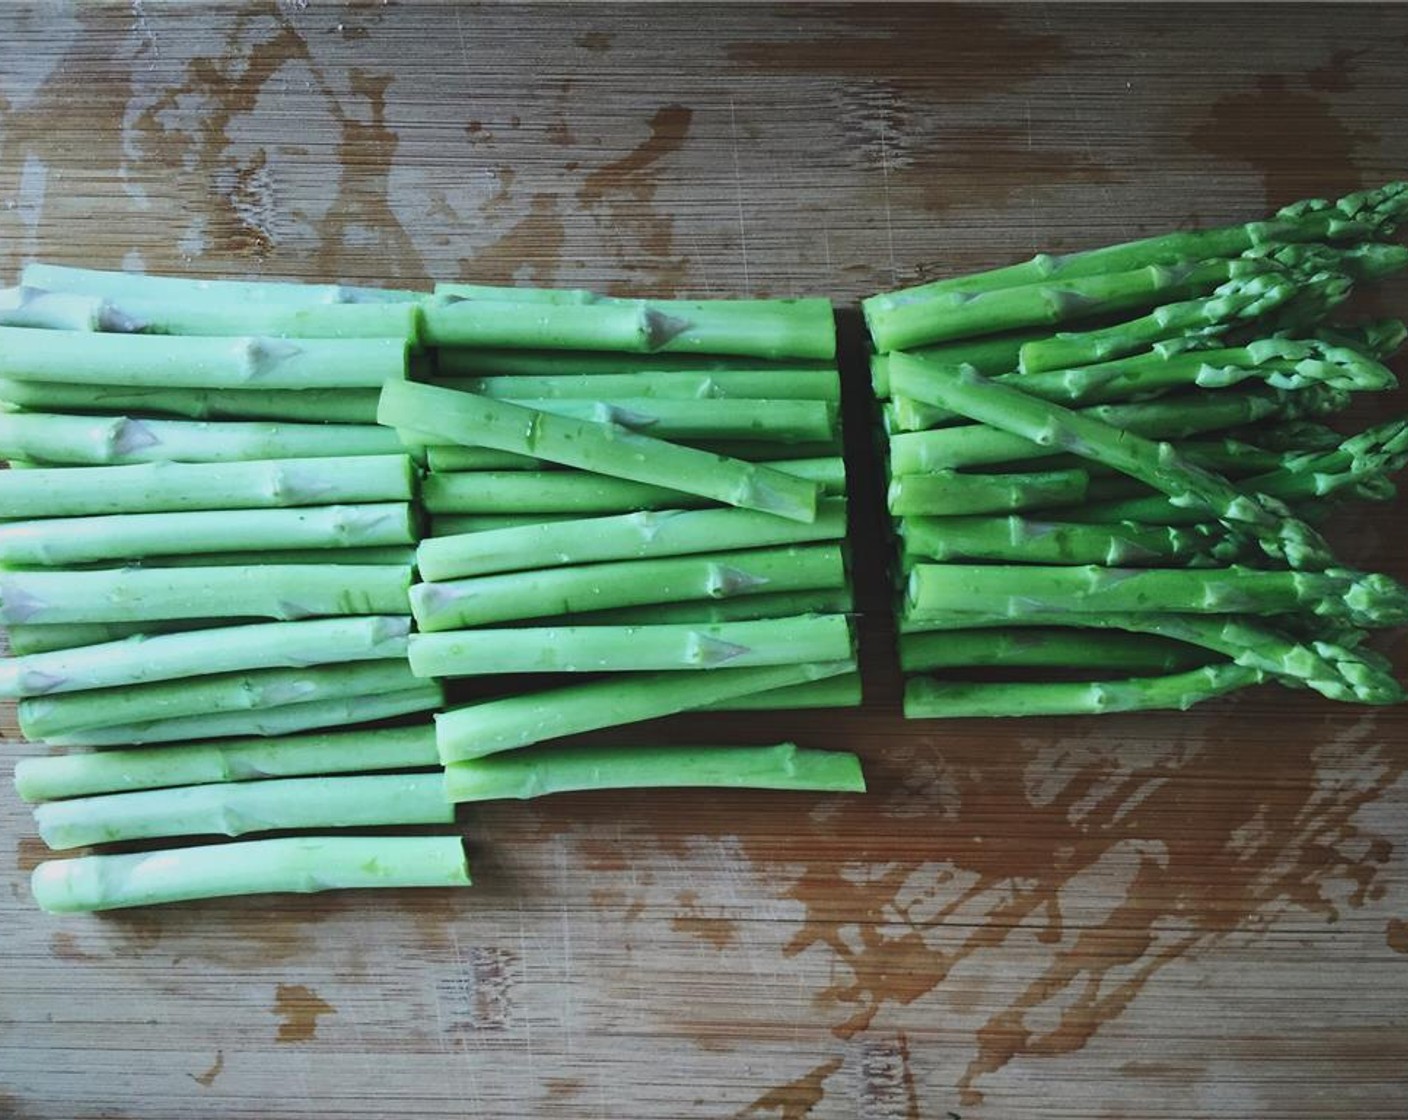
888, 468, 1088, 516
700, 672, 864, 709
0, 287, 123, 331
435, 368, 841, 401
104, 298, 421, 341
436, 346, 834, 376
422, 438, 843, 473
899, 628, 1209, 673
559, 587, 854, 626
0, 379, 381, 423
6, 618, 245, 656
20, 263, 421, 306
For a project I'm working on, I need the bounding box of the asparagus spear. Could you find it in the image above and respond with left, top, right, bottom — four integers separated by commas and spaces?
0, 564, 413, 625
439, 368, 842, 401
110, 546, 417, 569
19, 658, 422, 739
0, 380, 381, 423
870, 328, 1053, 397
444, 741, 864, 803
0, 455, 415, 518
0, 412, 405, 465
0, 503, 414, 567
700, 672, 864, 709
437, 659, 854, 761
417, 499, 846, 580
559, 587, 854, 626
43, 683, 444, 747
0, 287, 130, 331
900, 628, 1210, 673
6, 618, 242, 656
423, 437, 843, 473
428, 512, 578, 535
904, 663, 1263, 717
888, 468, 1087, 516
0, 616, 411, 698
432, 282, 601, 303
30, 835, 470, 913
412, 544, 844, 631
0, 327, 407, 389
100, 298, 421, 341
35, 772, 452, 850
906, 564, 1408, 628
409, 615, 853, 675
437, 346, 835, 376
380, 381, 820, 523
888, 356, 1337, 568
20, 263, 420, 307
900, 514, 1247, 567
473, 397, 837, 442
14, 725, 439, 802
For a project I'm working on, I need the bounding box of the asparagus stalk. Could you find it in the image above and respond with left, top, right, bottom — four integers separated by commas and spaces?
700, 672, 864, 709
888, 468, 1087, 516
423, 437, 843, 473
0, 564, 413, 625
6, 618, 242, 656
0, 503, 414, 567
900, 628, 1209, 672
417, 499, 847, 581
904, 663, 1263, 717
112, 546, 417, 569
0, 327, 407, 389
559, 587, 854, 626
101, 298, 421, 341
19, 658, 422, 739
428, 512, 578, 535
432, 282, 601, 304
0, 287, 128, 331
437, 346, 835, 376
30, 835, 470, 913
21, 263, 421, 306
437, 368, 841, 401
0, 455, 415, 518
477, 397, 837, 442
0, 412, 405, 466
906, 564, 1408, 628
0, 616, 411, 698
35, 772, 452, 851
382, 381, 819, 523
870, 329, 1053, 397
14, 725, 439, 802
444, 741, 864, 803
0, 380, 381, 423
409, 614, 853, 675
437, 658, 854, 761
42, 683, 444, 747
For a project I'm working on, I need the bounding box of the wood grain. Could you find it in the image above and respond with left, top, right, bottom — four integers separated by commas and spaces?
3, 3, 1408, 1118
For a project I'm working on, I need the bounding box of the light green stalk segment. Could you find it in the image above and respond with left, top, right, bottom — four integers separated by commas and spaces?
698, 672, 864, 709
119, 546, 415, 568
0, 287, 116, 330
423, 296, 836, 359
0, 564, 412, 625
432, 282, 601, 303
19, 658, 422, 739
0, 455, 415, 518
20, 263, 421, 307
444, 741, 864, 803
560, 587, 854, 626
899, 628, 1209, 673
30, 834, 470, 913
413, 543, 844, 631
0, 412, 405, 465
0, 379, 381, 423
104, 298, 421, 341
14, 724, 439, 802
899, 514, 1246, 567
888, 355, 1336, 568
41, 683, 444, 747
437, 368, 841, 401
410, 614, 853, 675
0, 503, 414, 567
0, 327, 407, 389
424, 447, 549, 471
428, 513, 577, 535
437, 346, 835, 376
903, 663, 1263, 718
887, 385, 1336, 473
417, 498, 847, 580
887, 468, 1087, 516
871, 329, 1051, 397
423, 438, 843, 473
478, 398, 837, 442
6, 618, 245, 656
380, 380, 819, 523
35, 772, 452, 851
436, 659, 854, 761
906, 564, 1408, 629
0, 616, 412, 699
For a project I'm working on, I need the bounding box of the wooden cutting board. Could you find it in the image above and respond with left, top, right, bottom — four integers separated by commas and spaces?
2, 5, 1407, 1117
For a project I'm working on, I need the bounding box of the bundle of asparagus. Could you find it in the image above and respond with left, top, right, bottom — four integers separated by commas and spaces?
862, 182, 1408, 717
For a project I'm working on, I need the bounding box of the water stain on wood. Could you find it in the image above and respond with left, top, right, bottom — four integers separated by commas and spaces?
671, 890, 740, 950
190, 1049, 224, 1088
1387, 918, 1408, 955
732, 1056, 843, 1120
461, 193, 565, 285
1305, 48, 1369, 93
545, 1077, 585, 1098
436, 945, 517, 1032
859, 1032, 921, 1120
273, 982, 335, 1043
575, 31, 613, 53
578, 103, 694, 205
49, 931, 100, 963
14, 836, 48, 874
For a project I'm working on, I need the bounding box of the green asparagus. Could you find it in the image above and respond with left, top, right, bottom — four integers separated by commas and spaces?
437, 368, 841, 401
0, 380, 381, 423
21, 263, 420, 307
899, 628, 1210, 673
888, 468, 1088, 516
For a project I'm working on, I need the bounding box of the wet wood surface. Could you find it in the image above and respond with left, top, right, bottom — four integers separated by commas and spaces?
2, 4, 1408, 1117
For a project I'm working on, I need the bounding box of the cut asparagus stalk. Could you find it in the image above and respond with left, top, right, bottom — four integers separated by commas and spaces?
412, 544, 845, 631
409, 614, 853, 675
422, 437, 843, 473
423, 296, 836, 359
417, 498, 847, 580
899, 628, 1209, 673
903, 663, 1263, 717
436, 659, 854, 761
469, 397, 837, 442
14, 724, 439, 802
437, 346, 834, 376
870, 329, 1052, 397
6, 618, 245, 656
700, 672, 864, 709
20, 263, 421, 306
906, 564, 1408, 628
560, 587, 854, 626
35, 772, 453, 850
379, 381, 820, 523
0, 327, 407, 389
443, 741, 865, 803
0, 455, 415, 518
0, 379, 381, 423
0, 616, 412, 698
428, 513, 578, 536
437, 368, 842, 401
19, 658, 422, 739
431, 282, 601, 304
0, 564, 413, 625
0, 411, 405, 465
30, 834, 470, 913
101, 546, 417, 569
887, 468, 1087, 516
0, 287, 119, 331
38, 682, 444, 747
101, 298, 421, 341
